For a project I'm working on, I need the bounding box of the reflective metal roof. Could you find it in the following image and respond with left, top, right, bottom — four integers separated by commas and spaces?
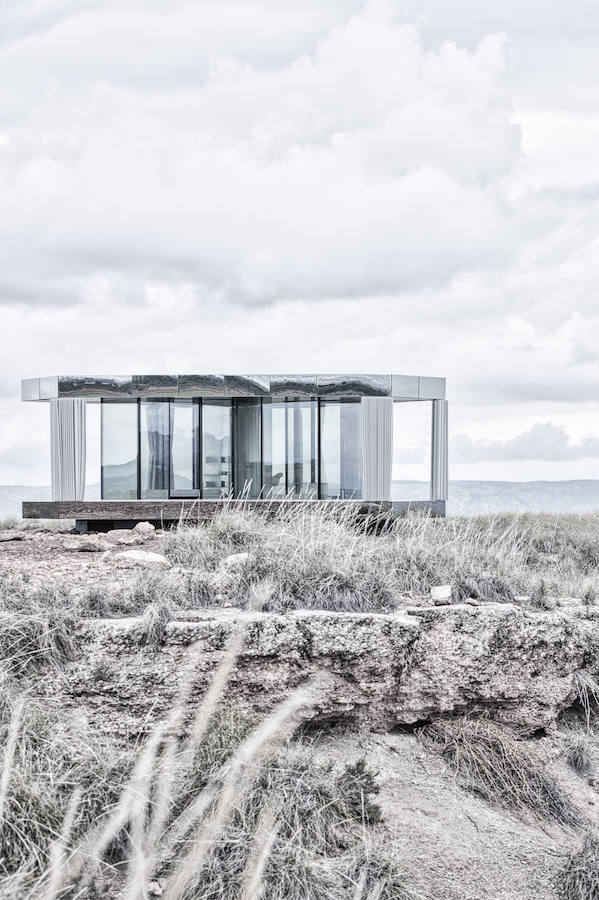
21, 373, 446, 401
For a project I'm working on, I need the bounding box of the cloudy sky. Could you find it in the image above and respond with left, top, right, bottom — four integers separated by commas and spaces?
1, 0, 599, 484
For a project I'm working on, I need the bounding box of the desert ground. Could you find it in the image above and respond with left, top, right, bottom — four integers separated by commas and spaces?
1, 507, 599, 899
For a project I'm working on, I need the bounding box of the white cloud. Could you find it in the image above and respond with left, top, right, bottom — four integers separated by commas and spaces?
452, 423, 599, 463
1, 0, 599, 483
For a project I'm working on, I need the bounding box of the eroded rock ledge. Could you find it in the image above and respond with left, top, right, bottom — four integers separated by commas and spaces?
43, 603, 599, 741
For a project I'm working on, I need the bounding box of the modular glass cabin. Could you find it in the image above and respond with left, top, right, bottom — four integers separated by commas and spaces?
21, 374, 448, 528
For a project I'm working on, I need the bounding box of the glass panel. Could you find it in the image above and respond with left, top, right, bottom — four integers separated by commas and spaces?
101, 401, 138, 500
140, 400, 170, 499
320, 401, 362, 499
202, 400, 232, 498
392, 401, 432, 500
233, 400, 262, 498
170, 400, 199, 497
287, 401, 318, 498
262, 401, 286, 497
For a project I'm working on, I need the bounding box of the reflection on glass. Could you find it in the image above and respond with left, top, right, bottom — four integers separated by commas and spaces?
170, 400, 199, 497
262, 402, 286, 497
234, 400, 262, 498
101, 401, 138, 500
140, 401, 170, 499
287, 401, 318, 497
320, 401, 362, 499
392, 400, 432, 500
202, 400, 232, 498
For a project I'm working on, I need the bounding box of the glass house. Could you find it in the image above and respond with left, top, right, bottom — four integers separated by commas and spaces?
21, 374, 448, 528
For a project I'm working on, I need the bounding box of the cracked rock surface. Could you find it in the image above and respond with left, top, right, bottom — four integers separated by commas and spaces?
38, 603, 599, 742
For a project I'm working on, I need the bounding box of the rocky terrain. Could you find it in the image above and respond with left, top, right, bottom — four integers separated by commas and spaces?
2, 510, 599, 899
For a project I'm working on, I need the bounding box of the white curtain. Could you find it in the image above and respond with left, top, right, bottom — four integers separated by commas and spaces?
361, 397, 393, 500
50, 399, 86, 501
431, 399, 449, 501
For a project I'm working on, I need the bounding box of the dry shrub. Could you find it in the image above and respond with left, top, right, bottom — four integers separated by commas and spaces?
567, 737, 595, 778
556, 830, 599, 900
0, 610, 76, 677
140, 601, 174, 648
420, 717, 580, 827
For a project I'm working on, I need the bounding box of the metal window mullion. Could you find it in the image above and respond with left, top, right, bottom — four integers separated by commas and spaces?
200, 397, 204, 498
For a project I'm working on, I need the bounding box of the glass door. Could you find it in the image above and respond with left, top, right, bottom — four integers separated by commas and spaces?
169, 400, 200, 497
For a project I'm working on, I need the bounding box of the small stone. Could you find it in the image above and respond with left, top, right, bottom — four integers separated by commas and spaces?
220, 552, 250, 570
63, 538, 113, 552
110, 549, 171, 568
465, 597, 480, 607
148, 882, 164, 897
134, 521, 156, 536
430, 585, 452, 605
106, 529, 142, 545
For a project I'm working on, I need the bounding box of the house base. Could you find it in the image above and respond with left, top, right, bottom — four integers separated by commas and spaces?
22, 498, 446, 531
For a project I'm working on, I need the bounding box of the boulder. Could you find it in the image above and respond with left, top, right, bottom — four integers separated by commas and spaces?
109, 549, 171, 568
134, 521, 156, 537
62, 538, 114, 552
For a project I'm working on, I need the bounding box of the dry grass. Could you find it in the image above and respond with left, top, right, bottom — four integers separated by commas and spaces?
567, 737, 595, 778
0, 673, 131, 883
556, 830, 599, 900
575, 672, 599, 732
159, 507, 599, 611
420, 717, 581, 827
3, 508, 599, 620
0, 629, 416, 900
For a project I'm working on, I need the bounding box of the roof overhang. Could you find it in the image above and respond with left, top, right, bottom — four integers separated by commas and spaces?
21, 373, 446, 402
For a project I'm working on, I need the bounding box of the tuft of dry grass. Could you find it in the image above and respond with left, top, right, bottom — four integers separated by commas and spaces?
420, 717, 581, 827
556, 830, 599, 900
140, 601, 174, 648
575, 672, 599, 732
567, 737, 595, 778
0, 610, 76, 677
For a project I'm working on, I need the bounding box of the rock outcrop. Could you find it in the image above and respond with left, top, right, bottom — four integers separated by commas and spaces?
42, 602, 599, 742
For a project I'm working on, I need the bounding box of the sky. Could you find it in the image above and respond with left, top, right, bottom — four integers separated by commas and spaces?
1, 0, 599, 484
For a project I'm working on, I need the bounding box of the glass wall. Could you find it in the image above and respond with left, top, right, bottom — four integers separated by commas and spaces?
100, 395, 365, 501
170, 400, 199, 497
392, 400, 432, 500
287, 401, 318, 497
234, 400, 262, 498
101, 401, 138, 500
140, 400, 170, 498
262, 400, 318, 497
202, 400, 232, 498
320, 400, 362, 499
262, 401, 286, 497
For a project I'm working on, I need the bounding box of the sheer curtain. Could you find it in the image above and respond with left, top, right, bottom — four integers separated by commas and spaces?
50, 398, 86, 501
360, 397, 393, 500
142, 402, 169, 496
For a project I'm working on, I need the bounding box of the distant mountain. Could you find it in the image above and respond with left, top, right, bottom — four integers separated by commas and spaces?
2, 481, 599, 521
447, 480, 599, 515
393, 480, 599, 515
0, 485, 51, 522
